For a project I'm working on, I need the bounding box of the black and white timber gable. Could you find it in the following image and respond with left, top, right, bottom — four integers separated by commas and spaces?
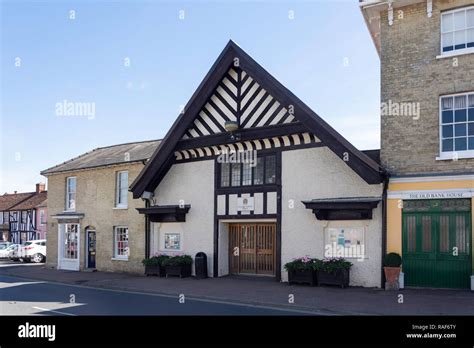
182, 67, 296, 139
131, 40, 383, 198
175, 132, 320, 161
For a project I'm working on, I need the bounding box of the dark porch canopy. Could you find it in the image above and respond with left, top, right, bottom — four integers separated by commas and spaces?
302, 197, 381, 220
136, 205, 191, 223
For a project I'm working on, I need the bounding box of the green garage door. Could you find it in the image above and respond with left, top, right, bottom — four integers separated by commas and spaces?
402, 199, 472, 289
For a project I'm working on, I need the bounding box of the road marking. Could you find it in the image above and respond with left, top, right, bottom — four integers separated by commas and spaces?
1, 274, 330, 315
32, 306, 76, 316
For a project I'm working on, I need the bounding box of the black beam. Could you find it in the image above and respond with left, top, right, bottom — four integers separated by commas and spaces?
175, 123, 308, 151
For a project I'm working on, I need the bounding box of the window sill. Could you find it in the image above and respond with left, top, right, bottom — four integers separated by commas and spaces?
436, 151, 474, 160
113, 206, 128, 210
436, 48, 474, 59
111, 257, 128, 262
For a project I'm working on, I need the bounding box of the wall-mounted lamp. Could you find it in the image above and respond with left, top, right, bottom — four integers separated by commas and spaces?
224, 120, 240, 141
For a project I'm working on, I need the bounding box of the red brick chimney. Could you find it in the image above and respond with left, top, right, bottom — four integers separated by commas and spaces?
36, 183, 46, 194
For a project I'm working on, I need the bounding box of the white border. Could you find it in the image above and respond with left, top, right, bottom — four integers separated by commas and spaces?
388, 188, 474, 199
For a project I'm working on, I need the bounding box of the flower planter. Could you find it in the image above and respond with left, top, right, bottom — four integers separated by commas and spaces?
384, 266, 401, 283
144, 264, 166, 277
317, 269, 350, 288
288, 269, 317, 286
165, 264, 192, 278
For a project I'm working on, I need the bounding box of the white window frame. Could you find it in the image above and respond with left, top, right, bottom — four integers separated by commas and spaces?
65, 177, 77, 211
439, 6, 474, 57
113, 226, 129, 260
163, 233, 181, 251
159, 228, 183, 252
437, 91, 474, 160
40, 209, 46, 225
324, 226, 367, 259
115, 171, 128, 209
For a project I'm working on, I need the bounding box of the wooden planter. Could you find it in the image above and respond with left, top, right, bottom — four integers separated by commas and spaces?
317, 269, 350, 288
165, 264, 192, 278
144, 264, 166, 277
288, 269, 317, 286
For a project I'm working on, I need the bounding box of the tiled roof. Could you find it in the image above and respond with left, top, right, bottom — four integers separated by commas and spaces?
41, 139, 161, 175
10, 191, 47, 210
0, 193, 35, 211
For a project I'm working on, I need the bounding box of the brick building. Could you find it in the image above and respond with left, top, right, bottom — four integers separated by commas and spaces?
361, 0, 474, 288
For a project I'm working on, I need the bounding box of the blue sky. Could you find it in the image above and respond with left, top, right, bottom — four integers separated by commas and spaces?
0, 0, 380, 193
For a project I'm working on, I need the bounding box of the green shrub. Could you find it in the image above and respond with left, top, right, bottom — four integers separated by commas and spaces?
162, 255, 193, 267
314, 258, 352, 274
384, 252, 402, 267
284, 256, 317, 272
142, 254, 170, 266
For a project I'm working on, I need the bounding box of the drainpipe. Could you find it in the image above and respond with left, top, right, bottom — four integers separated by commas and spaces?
145, 199, 150, 259
381, 171, 390, 289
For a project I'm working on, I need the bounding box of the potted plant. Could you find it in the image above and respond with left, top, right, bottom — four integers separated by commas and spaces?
142, 254, 170, 277
314, 257, 352, 288
162, 254, 193, 278
284, 256, 318, 286
383, 252, 402, 287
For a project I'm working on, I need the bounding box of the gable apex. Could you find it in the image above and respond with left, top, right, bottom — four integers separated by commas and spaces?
131, 41, 383, 198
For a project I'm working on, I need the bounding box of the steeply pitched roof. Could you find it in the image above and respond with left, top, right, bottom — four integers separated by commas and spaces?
41, 140, 161, 175
0, 193, 35, 211
36, 198, 47, 208
131, 40, 383, 198
362, 149, 380, 165
10, 191, 48, 210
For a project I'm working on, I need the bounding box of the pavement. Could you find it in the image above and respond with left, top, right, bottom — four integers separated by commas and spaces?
0, 261, 473, 315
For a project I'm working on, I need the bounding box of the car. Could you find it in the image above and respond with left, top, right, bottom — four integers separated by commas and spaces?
0, 243, 18, 259
9, 244, 21, 261
18, 240, 46, 263
0, 242, 12, 252
8, 244, 21, 261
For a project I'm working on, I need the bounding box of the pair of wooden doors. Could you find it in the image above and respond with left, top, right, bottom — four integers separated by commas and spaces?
229, 223, 276, 275
402, 199, 472, 288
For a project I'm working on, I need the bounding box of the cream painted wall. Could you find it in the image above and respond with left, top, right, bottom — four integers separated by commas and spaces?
153, 160, 215, 276
387, 199, 402, 255
281, 147, 384, 287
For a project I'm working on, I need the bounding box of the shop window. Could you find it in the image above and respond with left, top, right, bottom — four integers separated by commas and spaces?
114, 226, 129, 260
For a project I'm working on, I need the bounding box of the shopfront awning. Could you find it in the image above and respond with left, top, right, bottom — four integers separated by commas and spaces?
136, 205, 191, 223
302, 197, 380, 220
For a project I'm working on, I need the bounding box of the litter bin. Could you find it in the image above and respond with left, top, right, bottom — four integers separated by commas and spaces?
195, 252, 208, 279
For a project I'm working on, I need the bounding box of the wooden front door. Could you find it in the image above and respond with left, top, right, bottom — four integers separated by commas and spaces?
229, 223, 276, 275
